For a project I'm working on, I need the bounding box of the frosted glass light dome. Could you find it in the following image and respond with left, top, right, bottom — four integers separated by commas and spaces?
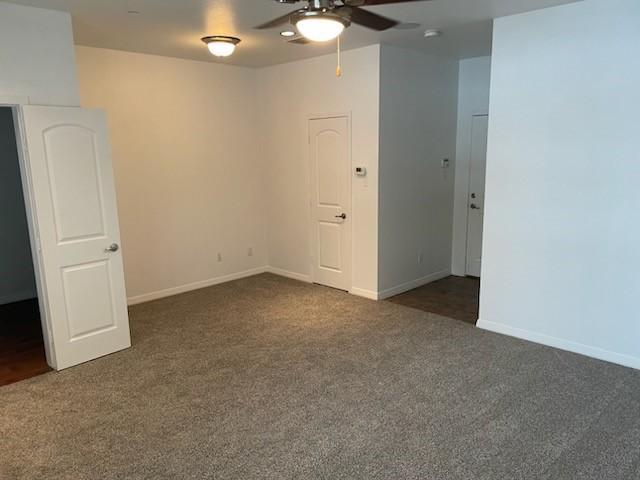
296, 15, 346, 42
207, 41, 236, 57
201, 36, 241, 57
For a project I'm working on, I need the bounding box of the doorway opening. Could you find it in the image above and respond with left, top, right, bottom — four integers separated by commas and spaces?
387, 111, 488, 325
0, 107, 50, 386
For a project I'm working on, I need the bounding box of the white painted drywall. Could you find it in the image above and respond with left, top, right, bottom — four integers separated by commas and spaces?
451, 56, 491, 276
0, 107, 36, 305
0, 2, 79, 106
259, 45, 381, 298
75, 47, 268, 303
479, 0, 640, 369
377, 45, 459, 297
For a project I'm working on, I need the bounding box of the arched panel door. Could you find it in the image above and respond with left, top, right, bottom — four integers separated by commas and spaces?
22, 106, 130, 370
309, 116, 351, 291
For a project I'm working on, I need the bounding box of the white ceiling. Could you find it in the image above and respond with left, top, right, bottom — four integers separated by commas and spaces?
5, 0, 580, 67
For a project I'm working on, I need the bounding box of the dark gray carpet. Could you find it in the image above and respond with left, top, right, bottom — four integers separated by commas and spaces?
1, 273, 639, 479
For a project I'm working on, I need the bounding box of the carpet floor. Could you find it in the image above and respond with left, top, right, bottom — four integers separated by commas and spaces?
1, 273, 639, 479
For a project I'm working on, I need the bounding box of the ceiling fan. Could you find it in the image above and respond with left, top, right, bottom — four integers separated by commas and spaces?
256, 0, 432, 44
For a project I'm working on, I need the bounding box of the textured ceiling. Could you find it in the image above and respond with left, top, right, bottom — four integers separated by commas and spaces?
5, 0, 581, 66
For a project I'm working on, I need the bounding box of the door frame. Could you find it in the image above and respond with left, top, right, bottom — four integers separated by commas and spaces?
462, 113, 489, 277
306, 112, 353, 292
0, 96, 56, 368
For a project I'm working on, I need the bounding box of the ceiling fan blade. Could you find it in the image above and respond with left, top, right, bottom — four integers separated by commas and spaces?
255, 10, 298, 30
339, 6, 398, 31
288, 37, 312, 45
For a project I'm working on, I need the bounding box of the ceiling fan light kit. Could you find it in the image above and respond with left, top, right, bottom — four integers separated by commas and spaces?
294, 10, 349, 42
255, 0, 431, 75
256, 0, 432, 39
201, 36, 241, 57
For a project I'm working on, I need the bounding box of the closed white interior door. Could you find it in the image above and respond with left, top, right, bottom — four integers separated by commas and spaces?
22, 106, 131, 370
465, 114, 489, 277
309, 116, 351, 291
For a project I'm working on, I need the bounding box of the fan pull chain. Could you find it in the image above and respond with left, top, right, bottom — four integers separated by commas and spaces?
336, 34, 342, 78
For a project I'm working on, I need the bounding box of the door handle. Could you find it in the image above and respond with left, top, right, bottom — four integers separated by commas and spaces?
470, 204, 481, 211
335, 213, 347, 220
105, 243, 120, 253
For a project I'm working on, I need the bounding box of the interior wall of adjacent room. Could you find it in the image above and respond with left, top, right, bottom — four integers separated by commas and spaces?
0, 108, 36, 305
479, 0, 640, 369
377, 45, 459, 297
0, 2, 79, 106
76, 47, 268, 303
0, 2, 80, 305
259, 45, 380, 297
451, 56, 491, 276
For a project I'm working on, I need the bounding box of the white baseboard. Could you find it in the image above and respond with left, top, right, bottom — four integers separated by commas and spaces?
127, 266, 316, 306
126, 267, 453, 310
377, 270, 451, 300
350, 287, 380, 300
265, 266, 312, 283
0, 289, 37, 306
127, 266, 269, 305
477, 319, 640, 371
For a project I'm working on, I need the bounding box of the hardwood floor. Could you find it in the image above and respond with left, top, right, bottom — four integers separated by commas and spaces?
386, 276, 481, 324
0, 298, 51, 386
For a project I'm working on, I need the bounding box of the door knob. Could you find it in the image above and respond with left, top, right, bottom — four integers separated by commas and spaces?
335, 213, 347, 220
105, 243, 120, 253
470, 204, 481, 210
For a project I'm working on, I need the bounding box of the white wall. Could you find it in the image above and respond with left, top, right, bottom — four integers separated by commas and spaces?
76, 47, 268, 303
0, 2, 79, 106
0, 108, 36, 305
451, 56, 491, 276
479, 0, 640, 369
378, 45, 459, 297
0, 1, 77, 305
259, 45, 381, 297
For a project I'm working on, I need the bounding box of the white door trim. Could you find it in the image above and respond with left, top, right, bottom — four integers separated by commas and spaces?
1, 101, 57, 367
0, 95, 30, 106
452, 111, 489, 276
461, 113, 488, 277
306, 112, 353, 292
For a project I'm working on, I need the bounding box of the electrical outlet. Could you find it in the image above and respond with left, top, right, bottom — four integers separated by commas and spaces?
217, 253, 222, 262
248, 247, 253, 257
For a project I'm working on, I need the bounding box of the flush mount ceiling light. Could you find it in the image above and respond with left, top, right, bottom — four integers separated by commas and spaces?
423, 29, 442, 38
293, 10, 349, 42
280, 30, 296, 37
201, 36, 241, 57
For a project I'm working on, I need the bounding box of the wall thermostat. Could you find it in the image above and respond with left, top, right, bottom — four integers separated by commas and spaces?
355, 167, 367, 176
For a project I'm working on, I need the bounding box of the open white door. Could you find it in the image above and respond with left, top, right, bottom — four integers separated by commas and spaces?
309, 116, 351, 291
21, 106, 130, 370
465, 114, 489, 277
